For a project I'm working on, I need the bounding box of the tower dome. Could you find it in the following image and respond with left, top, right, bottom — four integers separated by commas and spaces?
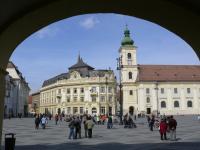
121, 25, 134, 46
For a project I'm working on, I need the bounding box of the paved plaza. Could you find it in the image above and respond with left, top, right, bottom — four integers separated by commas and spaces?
1, 115, 200, 150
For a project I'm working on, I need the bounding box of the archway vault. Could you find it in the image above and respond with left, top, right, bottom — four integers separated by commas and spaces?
0, 0, 200, 145
0, 0, 200, 69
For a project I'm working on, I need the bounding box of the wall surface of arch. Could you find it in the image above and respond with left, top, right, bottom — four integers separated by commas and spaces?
0, 0, 200, 146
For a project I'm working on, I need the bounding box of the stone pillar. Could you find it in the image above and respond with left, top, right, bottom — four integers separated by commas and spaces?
0, 67, 7, 147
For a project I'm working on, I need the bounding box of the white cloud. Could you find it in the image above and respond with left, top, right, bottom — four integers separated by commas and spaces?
80, 16, 100, 29
35, 26, 60, 39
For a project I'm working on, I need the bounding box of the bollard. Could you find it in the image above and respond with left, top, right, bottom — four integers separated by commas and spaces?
5, 133, 16, 150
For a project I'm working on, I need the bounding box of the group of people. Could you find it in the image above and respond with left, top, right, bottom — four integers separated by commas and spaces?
34, 112, 178, 142
123, 114, 137, 128
68, 115, 95, 139
147, 115, 177, 141
34, 114, 48, 129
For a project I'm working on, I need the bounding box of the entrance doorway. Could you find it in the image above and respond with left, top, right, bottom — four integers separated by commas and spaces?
129, 106, 134, 115
147, 108, 151, 114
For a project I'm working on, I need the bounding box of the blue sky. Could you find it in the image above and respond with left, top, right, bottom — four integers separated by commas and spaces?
10, 14, 200, 93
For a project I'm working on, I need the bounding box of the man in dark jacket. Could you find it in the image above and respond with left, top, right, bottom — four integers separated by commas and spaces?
168, 115, 177, 141
107, 116, 113, 129
149, 116, 155, 131
68, 118, 75, 139
74, 117, 81, 139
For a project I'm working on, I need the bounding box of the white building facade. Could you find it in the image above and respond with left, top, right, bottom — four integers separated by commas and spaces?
119, 26, 200, 116
5, 62, 30, 117
40, 56, 117, 116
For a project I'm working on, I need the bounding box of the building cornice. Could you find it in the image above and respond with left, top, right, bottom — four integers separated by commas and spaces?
40, 81, 116, 92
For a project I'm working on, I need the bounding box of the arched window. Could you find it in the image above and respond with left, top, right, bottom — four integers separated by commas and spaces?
187, 101, 192, 107
127, 53, 132, 65
174, 101, 179, 108
129, 72, 132, 79
127, 53, 132, 59
161, 101, 166, 108
146, 97, 150, 103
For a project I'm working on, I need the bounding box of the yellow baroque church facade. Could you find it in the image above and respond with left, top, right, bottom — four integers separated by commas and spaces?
40, 56, 117, 116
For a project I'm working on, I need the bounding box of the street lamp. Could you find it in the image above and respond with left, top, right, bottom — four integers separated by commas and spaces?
117, 56, 123, 124
155, 82, 159, 117
105, 76, 109, 115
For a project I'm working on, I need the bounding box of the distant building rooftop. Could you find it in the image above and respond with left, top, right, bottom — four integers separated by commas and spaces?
137, 65, 200, 82
42, 56, 113, 87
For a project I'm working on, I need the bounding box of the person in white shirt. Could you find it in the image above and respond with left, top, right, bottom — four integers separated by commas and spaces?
41, 116, 47, 129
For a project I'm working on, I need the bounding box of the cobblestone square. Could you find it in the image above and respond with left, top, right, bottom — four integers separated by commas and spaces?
1, 115, 200, 150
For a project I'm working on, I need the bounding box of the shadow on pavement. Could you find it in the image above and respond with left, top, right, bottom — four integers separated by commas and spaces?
2, 141, 200, 150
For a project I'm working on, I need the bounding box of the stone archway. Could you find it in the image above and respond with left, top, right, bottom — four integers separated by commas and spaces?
0, 0, 199, 144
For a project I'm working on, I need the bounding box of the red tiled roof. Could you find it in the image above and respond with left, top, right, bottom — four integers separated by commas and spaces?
137, 65, 200, 82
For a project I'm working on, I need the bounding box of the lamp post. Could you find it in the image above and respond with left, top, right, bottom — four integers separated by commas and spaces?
105, 76, 109, 115
155, 82, 159, 117
117, 56, 123, 124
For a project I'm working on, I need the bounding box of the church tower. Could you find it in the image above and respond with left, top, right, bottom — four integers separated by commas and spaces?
119, 25, 138, 116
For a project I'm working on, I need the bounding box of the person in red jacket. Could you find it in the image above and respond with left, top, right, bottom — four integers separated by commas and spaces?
159, 119, 168, 140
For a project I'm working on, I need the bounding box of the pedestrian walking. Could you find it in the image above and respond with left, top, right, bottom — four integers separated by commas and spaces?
55, 114, 58, 125
41, 115, 47, 129
35, 114, 40, 129
149, 115, 155, 131
168, 115, 177, 141
68, 117, 75, 139
83, 116, 88, 138
159, 119, 168, 140
96, 115, 100, 125
86, 116, 95, 138
74, 117, 81, 139
107, 116, 113, 129
197, 115, 200, 121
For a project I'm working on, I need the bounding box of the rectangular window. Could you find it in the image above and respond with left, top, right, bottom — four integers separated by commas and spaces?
161, 88, 164, 94
57, 97, 61, 103
67, 88, 70, 94
73, 96, 77, 102
187, 88, 191, 94
80, 88, 84, 93
100, 96, 105, 102
100, 107, 105, 114
109, 95, 112, 102
174, 88, 178, 94
92, 96, 96, 102
100, 87, 105, 93
58, 89, 61, 94
67, 96, 70, 102
73, 88, 77, 94
80, 107, 84, 114
73, 107, 78, 114
80, 96, 84, 102
91, 87, 96, 93
146, 88, 150, 94
130, 90, 133, 95
108, 87, 112, 93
